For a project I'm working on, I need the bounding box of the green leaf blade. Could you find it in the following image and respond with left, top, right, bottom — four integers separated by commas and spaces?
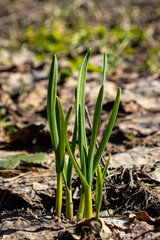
76, 49, 91, 122
76, 49, 91, 175
65, 106, 73, 130
87, 53, 107, 186
102, 53, 107, 86
78, 104, 86, 177
65, 138, 89, 190
67, 116, 77, 190
93, 87, 121, 176
95, 166, 103, 221
47, 55, 59, 151
62, 158, 68, 187
56, 96, 66, 174
87, 85, 104, 186
102, 154, 111, 180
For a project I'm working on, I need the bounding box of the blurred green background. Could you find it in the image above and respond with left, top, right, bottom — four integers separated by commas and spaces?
0, 0, 160, 75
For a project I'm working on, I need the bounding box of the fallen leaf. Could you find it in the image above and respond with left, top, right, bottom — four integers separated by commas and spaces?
0, 153, 48, 170
136, 211, 160, 225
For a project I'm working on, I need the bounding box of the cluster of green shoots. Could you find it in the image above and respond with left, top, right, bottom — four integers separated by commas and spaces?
47, 49, 121, 221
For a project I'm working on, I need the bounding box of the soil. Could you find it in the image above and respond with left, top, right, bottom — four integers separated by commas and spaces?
0, 0, 160, 239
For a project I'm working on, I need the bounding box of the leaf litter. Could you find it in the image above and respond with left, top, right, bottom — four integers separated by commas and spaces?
0, 65, 160, 239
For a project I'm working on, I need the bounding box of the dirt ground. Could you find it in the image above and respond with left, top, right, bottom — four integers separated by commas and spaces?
0, 0, 160, 239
